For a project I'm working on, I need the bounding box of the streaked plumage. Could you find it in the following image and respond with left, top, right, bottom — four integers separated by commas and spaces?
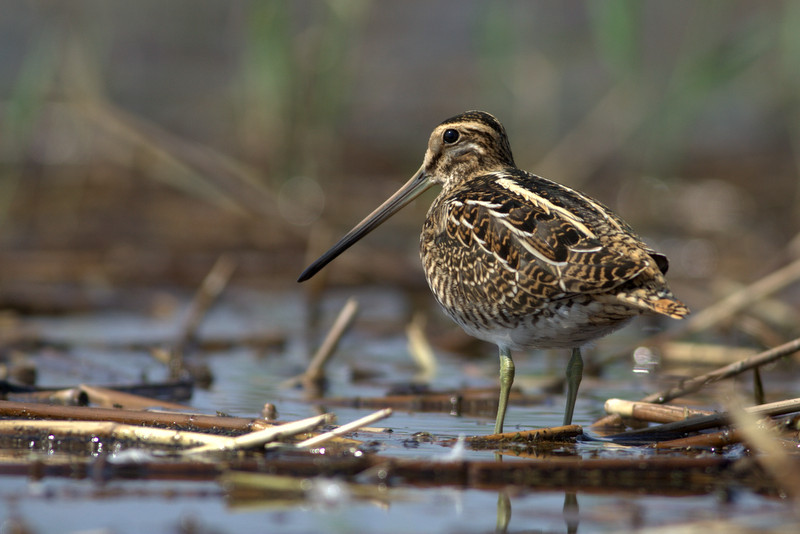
299, 110, 688, 434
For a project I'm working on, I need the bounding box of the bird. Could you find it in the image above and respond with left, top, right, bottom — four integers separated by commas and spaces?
298, 111, 689, 434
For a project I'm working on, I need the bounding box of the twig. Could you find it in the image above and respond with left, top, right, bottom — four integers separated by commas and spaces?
466, 424, 583, 448
283, 297, 359, 394
292, 408, 392, 449
170, 254, 237, 377
307, 297, 359, 381
0, 400, 273, 432
593, 336, 800, 427
605, 396, 800, 440
0, 420, 222, 448
7, 380, 194, 404
653, 428, 745, 450
5, 387, 88, 406
641, 336, 800, 404
182, 414, 332, 455
603, 399, 713, 424
79, 384, 194, 411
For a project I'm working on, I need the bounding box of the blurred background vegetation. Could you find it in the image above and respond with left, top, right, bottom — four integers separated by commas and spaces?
1, 0, 799, 324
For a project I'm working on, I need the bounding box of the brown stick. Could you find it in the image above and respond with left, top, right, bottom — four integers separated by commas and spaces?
604, 396, 800, 439
603, 399, 713, 424
0, 400, 272, 432
292, 408, 393, 449
466, 424, 583, 448
0, 420, 224, 448
593, 336, 800, 427
642, 337, 800, 404
171, 254, 237, 373
5, 388, 88, 406
283, 297, 359, 396
653, 428, 744, 450
79, 385, 194, 411
183, 414, 333, 455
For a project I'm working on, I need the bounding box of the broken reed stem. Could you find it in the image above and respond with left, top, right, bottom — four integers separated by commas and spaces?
283, 297, 359, 391
0, 406, 383, 456
171, 254, 237, 374
0, 400, 273, 432
603, 399, 713, 424
306, 297, 359, 380
594, 336, 800, 428
5, 388, 88, 406
641, 336, 800, 405
606, 396, 800, 439
78, 384, 194, 412
0, 398, 390, 454
653, 428, 746, 449
4, 381, 193, 405
0, 420, 223, 448
182, 414, 333, 455
467, 424, 583, 447
292, 408, 392, 449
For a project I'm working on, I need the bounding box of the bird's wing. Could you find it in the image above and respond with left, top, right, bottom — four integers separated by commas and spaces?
440, 173, 661, 301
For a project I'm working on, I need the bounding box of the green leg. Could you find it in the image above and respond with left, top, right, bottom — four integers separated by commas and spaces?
495, 346, 515, 434
563, 347, 583, 426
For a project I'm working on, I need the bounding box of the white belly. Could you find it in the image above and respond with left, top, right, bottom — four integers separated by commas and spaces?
445, 298, 636, 351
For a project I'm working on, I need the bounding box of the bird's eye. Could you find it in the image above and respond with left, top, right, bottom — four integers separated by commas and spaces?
442, 129, 459, 144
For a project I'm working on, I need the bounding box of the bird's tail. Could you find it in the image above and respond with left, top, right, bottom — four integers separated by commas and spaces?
649, 296, 690, 319
615, 288, 690, 319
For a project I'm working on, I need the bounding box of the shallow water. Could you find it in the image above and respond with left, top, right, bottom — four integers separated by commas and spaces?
4, 286, 797, 533
4, 478, 792, 534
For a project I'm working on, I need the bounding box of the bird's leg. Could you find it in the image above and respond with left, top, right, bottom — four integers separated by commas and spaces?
563, 347, 583, 426
495, 346, 515, 434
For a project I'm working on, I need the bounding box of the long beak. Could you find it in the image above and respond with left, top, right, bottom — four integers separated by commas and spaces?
297, 165, 432, 282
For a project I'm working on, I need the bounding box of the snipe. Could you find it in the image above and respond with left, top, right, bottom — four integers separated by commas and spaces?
298, 111, 689, 434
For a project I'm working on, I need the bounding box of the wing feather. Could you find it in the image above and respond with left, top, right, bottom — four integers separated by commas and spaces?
440, 172, 659, 302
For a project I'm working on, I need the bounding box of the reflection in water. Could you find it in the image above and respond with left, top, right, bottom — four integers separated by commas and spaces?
493, 450, 580, 533
564, 492, 580, 534
497, 490, 511, 533
496, 492, 580, 533
495, 451, 511, 532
